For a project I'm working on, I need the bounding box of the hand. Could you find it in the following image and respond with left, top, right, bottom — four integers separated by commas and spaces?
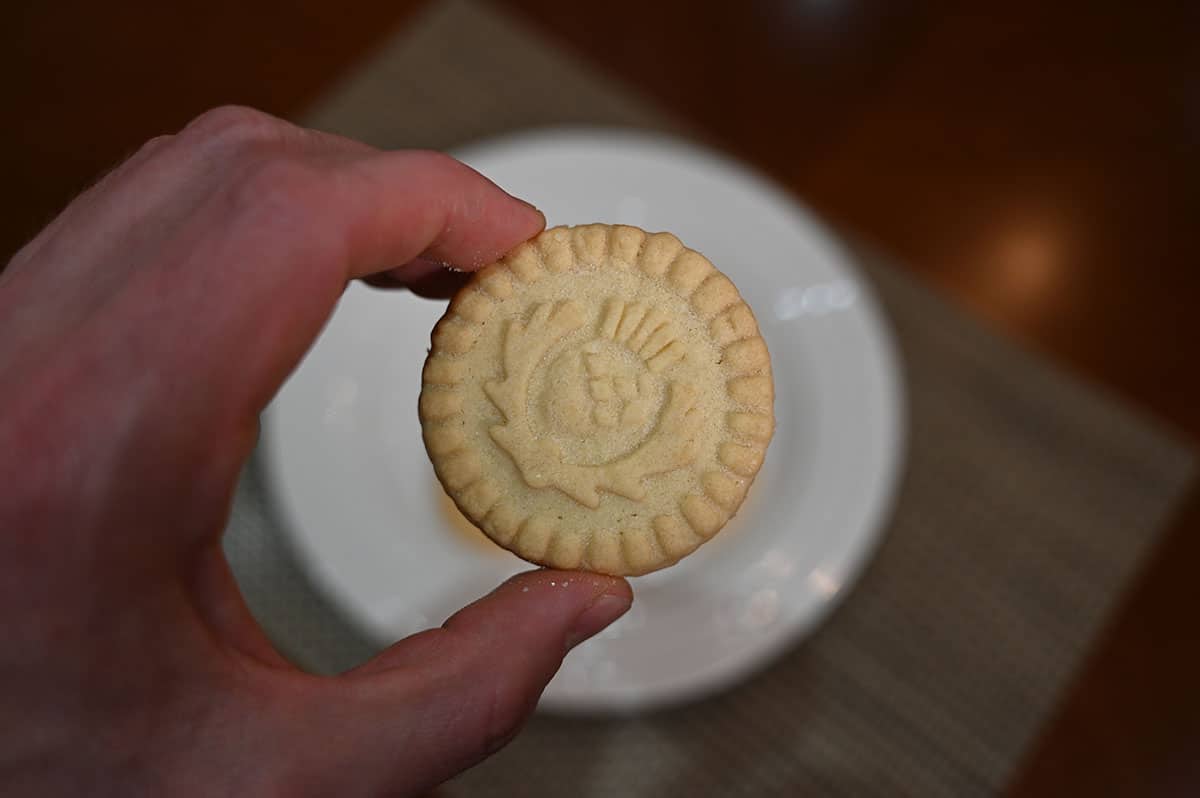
0, 106, 632, 797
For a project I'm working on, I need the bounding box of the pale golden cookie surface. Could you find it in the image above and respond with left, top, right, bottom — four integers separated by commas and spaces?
420, 224, 774, 575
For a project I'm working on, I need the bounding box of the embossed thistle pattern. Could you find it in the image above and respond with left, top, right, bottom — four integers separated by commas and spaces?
484, 299, 700, 508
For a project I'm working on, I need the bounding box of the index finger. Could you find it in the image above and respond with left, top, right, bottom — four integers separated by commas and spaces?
0, 109, 545, 480
336, 149, 545, 278
224, 146, 546, 416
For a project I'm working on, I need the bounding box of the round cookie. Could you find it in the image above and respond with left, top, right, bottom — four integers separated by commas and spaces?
419, 224, 774, 576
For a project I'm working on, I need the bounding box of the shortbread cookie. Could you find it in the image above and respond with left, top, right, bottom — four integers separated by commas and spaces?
420, 224, 774, 575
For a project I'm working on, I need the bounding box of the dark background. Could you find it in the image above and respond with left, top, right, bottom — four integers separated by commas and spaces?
4, 1, 1198, 793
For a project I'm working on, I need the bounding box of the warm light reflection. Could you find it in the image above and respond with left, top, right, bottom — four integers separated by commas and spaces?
807, 567, 841, 598
974, 214, 1071, 321
741, 588, 780, 629
756, 547, 797, 580
996, 228, 1058, 296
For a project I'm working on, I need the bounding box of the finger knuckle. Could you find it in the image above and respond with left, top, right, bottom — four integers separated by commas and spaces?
183, 105, 288, 151
405, 148, 470, 180
136, 133, 175, 157
225, 154, 321, 228
236, 153, 315, 194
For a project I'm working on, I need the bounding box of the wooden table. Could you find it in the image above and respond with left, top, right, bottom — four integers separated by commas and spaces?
4, 1, 1198, 793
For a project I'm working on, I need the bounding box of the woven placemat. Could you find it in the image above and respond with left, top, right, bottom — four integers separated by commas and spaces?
223, 1, 1196, 795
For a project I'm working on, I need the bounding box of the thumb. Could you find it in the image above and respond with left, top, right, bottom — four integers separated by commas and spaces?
297, 570, 631, 796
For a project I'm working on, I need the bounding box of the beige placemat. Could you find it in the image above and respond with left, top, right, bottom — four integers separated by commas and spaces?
224, 1, 1196, 795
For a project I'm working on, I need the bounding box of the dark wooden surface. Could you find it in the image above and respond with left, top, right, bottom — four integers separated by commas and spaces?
3, 1, 1197, 793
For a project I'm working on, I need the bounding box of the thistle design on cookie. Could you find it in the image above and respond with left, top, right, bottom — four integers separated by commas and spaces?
484, 298, 700, 509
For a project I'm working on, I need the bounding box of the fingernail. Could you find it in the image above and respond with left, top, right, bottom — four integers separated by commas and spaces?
566, 593, 631, 651
513, 194, 541, 214
513, 196, 546, 228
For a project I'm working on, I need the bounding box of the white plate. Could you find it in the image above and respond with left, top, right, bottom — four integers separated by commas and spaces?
262, 129, 905, 714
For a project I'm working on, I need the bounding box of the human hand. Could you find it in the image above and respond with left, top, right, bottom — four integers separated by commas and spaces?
0, 106, 632, 797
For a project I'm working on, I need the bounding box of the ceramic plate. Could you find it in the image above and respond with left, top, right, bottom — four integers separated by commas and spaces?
261, 129, 905, 713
